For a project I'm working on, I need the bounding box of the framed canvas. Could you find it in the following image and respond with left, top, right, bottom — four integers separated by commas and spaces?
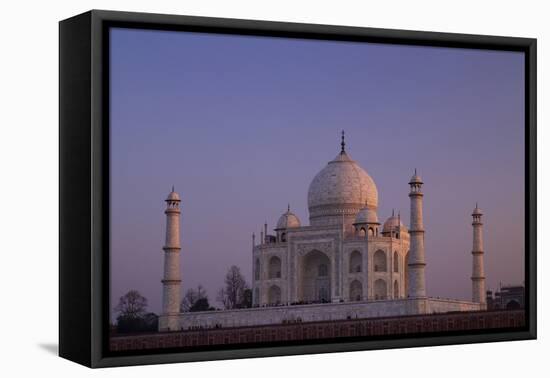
59, 10, 536, 368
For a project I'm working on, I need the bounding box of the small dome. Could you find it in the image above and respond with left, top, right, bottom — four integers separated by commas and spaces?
382, 214, 406, 233
166, 189, 180, 201
472, 204, 483, 216
354, 205, 379, 224
276, 207, 301, 229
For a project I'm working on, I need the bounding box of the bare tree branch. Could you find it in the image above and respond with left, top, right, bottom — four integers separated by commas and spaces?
180, 284, 208, 312
217, 265, 250, 309
115, 290, 148, 319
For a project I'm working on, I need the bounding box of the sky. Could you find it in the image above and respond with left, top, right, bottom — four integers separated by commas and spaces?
109, 27, 525, 318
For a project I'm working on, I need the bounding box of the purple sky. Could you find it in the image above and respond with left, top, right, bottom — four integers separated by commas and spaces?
110, 27, 525, 318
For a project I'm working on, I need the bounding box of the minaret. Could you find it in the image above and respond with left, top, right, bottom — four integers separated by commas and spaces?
159, 187, 182, 331
471, 203, 486, 307
407, 169, 427, 298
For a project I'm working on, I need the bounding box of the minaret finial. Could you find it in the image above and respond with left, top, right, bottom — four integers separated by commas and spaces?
171, 185, 175, 192
287, 203, 290, 212
340, 130, 346, 154
392, 208, 395, 217
414, 168, 417, 175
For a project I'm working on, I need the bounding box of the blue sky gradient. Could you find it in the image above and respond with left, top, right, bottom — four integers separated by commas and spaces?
110, 28, 525, 316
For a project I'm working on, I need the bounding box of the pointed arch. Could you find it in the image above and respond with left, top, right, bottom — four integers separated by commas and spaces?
349, 280, 363, 301
268, 256, 282, 279
268, 285, 281, 305
253, 287, 260, 305
254, 258, 260, 281
349, 250, 362, 273
300, 250, 331, 302
374, 249, 387, 272
374, 279, 387, 300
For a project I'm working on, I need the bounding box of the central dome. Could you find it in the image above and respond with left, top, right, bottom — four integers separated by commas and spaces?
308, 148, 378, 227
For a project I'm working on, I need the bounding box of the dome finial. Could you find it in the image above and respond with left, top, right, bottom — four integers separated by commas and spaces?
340, 130, 346, 154
287, 203, 290, 212
392, 208, 395, 217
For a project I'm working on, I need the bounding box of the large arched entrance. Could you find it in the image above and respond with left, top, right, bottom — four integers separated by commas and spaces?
300, 250, 331, 303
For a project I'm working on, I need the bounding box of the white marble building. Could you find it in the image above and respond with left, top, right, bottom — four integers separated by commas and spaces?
159, 132, 487, 331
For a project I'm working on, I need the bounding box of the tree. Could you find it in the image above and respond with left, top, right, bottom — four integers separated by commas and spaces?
114, 290, 154, 334
117, 312, 159, 334
141, 312, 159, 331
217, 265, 250, 309
180, 285, 208, 312
115, 290, 148, 319
189, 297, 215, 312
240, 288, 252, 309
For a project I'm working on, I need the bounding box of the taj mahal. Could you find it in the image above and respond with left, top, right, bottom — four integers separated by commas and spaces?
158, 132, 487, 332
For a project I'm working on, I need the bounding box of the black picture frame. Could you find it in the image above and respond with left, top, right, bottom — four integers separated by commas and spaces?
59, 9, 537, 368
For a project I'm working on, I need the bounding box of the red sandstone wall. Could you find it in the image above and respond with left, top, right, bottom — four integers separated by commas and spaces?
110, 310, 525, 352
